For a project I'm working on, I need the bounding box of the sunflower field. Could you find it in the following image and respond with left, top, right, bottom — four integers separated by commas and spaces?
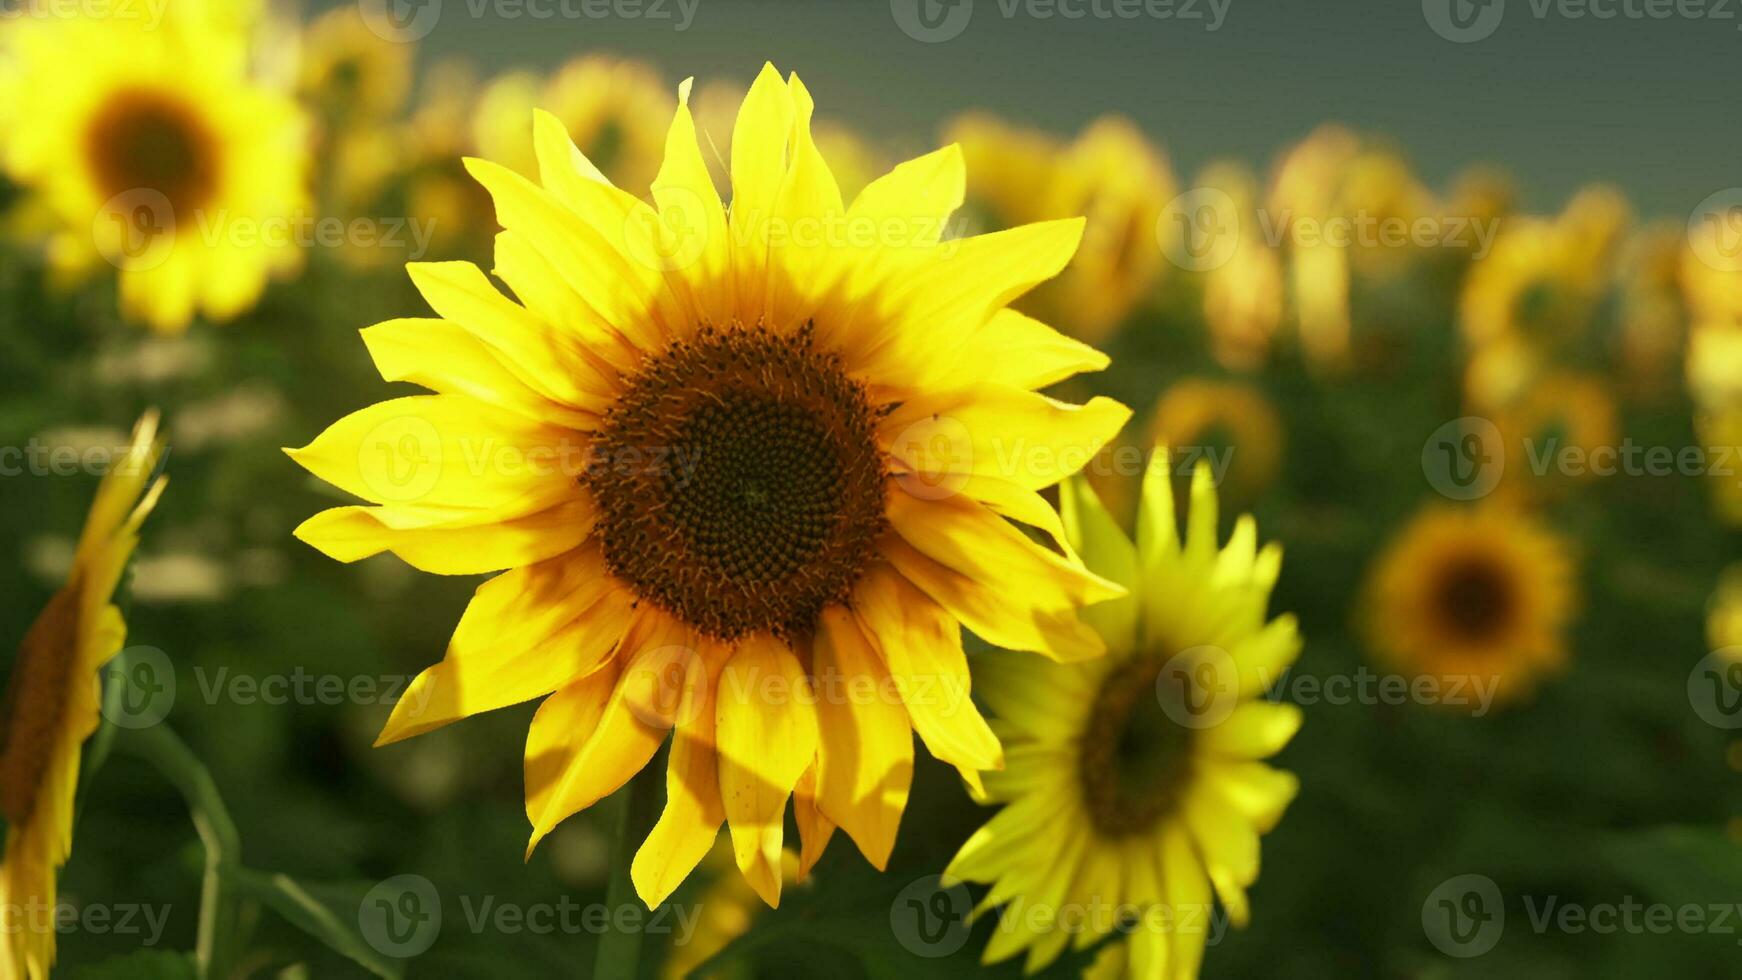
0, 1, 1739, 978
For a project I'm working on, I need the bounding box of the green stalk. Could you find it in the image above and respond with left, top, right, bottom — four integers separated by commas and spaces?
118, 724, 241, 980
593, 759, 664, 980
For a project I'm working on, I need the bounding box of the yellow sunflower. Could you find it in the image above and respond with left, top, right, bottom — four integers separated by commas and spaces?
948, 462, 1303, 977
287, 64, 1130, 909
475, 56, 673, 196
1360, 503, 1576, 705
0, 412, 165, 980
0, 7, 306, 332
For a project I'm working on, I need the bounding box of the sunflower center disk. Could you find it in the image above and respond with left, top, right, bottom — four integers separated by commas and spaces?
585, 323, 889, 641
1079, 655, 1196, 838
1432, 555, 1515, 645
85, 88, 220, 213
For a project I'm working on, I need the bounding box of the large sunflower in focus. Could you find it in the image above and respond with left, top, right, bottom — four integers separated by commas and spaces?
288, 65, 1129, 908
0, 413, 165, 980
0, 9, 306, 332
949, 463, 1303, 978
1360, 504, 1576, 704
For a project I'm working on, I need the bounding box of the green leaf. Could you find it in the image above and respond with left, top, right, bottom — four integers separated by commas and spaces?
226, 868, 405, 980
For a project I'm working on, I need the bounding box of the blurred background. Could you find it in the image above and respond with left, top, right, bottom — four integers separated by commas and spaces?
1, 0, 1740, 976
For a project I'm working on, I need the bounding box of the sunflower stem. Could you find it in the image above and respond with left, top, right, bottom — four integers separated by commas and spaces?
594, 758, 664, 980
118, 723, 242, 980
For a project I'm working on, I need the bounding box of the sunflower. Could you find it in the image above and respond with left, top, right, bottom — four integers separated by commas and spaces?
287, 64, 1130, 908
0, 412, 165, 979
475, 56, 673, 196
949, 113, 1174, 343
297, 5, 413, 125
1146, 379, 1283, 507
0, 7, 306, 332
947, 462, 1303, 977
1488, 372, 1618, 500
1360, 503, 1576, 705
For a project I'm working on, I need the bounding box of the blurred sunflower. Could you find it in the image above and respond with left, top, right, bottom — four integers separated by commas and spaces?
288, 64, 1129, 908
1146, 379, 1284, 507
475, 55, 673, 195
950, 113, 1174, 343
0, 8, 307, 331
0, 413, 165, 980
1489, 372, 1618, 500
1461, 189, 1627, 360
1193, 161, 1284, 374
297, 5, 412, 125
1266, 126, 1436, 373
1614, 224, 1688, 401
1360, 504, 1576, 705
949, 465, 1302, 977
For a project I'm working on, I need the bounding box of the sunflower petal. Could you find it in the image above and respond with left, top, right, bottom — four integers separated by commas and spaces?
715, 632, 816, 907
812, 605, 912, 870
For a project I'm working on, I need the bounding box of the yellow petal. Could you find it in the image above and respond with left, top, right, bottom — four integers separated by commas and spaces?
631, 645, 727, 908
525, 610, 694, 854
881, 387, 1130, 492
1059, 476, 1139, 654
405, 261, 615, 412
958, 308, 1110, 390
792, 764, 836, 881
648, 77, 732, 323
376, 545, 633, 745
851, 564, 1002, 779
715, 632, 817, 907
812, 605, 913, 870
881, 535, 1106, 663
361, 317, 596, 428
1198, 701, 1303, 761
292, 496, 593, 575
728, 63, 794, 316
285, 395, 576, 511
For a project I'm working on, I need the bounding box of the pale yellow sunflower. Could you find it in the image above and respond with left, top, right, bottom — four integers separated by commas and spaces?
1360, 503, 1577, 705
949, 463, 1303, 977
1193, 161, 1284, 374
0, 7, 306, 332
287, 64, 1129, 909
0, 413, 165, 980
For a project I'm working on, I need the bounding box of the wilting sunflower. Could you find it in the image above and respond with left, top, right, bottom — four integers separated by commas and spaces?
948, 463, 1303, 977
288, 64, 1129, 908
0, 413, 165, 979
475, 56, 673, 196
0, 7, 306, 332
1360, 503, 1576, 705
